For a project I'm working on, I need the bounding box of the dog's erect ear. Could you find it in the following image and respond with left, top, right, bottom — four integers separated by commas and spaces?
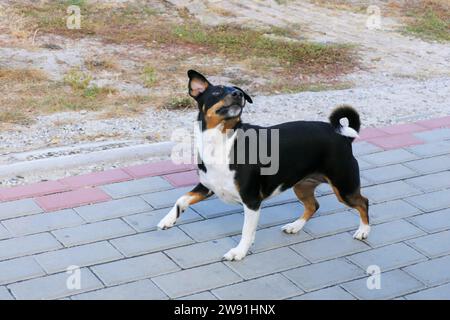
233, 86, 253, 104
188, 70, 210, 98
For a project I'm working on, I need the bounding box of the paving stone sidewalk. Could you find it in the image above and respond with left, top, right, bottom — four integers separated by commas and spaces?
1, 116, 450, 300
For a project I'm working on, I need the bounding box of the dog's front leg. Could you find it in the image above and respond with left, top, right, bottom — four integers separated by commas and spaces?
223, 205, 260, 261
157, 183, 212, 230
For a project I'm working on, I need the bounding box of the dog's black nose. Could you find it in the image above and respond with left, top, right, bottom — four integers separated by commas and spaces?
232, 90, 243, 98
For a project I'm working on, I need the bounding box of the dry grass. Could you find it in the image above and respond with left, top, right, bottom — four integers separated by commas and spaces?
311, 0, 449, 41
401, 0, 449, 41
85, 57, 119, 71
12, 1, 356, 73
0, 66, 146, 124
1, 1, 360, 124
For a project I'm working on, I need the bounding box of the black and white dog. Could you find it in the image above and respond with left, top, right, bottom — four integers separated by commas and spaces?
158, 70, 370, 261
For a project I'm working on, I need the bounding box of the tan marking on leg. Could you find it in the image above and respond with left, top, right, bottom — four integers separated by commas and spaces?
293, 179, 320, 221
346, 191, 370, 225
186, 191, 208, 206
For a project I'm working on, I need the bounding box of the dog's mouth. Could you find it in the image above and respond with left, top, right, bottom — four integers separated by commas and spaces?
216, 104, 243, 119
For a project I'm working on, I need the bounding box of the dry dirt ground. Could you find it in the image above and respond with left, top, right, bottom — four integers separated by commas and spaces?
0, 0, 449, 185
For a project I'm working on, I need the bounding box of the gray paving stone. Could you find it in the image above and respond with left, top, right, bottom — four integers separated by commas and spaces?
141, 186, 192, 209
408, 208, 450, 233
290, 286, 355, 300
259, 202, 303, 228
35, 241, 123, 274
316, 183, 333, 195
0, 224, 10, 240
52, 219, 135, 247
361, 164, 417, 184
347, 243, 426, 272
369, 200, 422, 224
283, 258, 365, 292
404, 154, 450, 174
406, 189, 450, 212
404, 255, 450, 286
303, 211, 359, 238
124, 208, 202, 232
71, 279, 167, 300
0, 286, 13, 300
91, 252, 179, 286
101, 176, 172, 199
353, 142, 383, 156
407, 230, 450, 258
179, 214, 243, 242
110, 227, 194, 257
0, 233, 62, 261
191, 198, 242, 219
0, 199, 43, 220
74, 196, 151, 222
405, 283, 450, 300
152, 262, 242, 298
407, 140, 450, 157
263, 188, 297, 207
405, 171, 450, 192
212, 274, 302, 300
225, 247, 309, 280
316, 194, 348, 216
291, 233, 370, 263
362, 220, 425, 248
177, 291, 217, 300
2, 209, 84, 237
236, 225, 312, 253
414, 128, 450, 142
342, 269, 424, 300
8, 268, 103, 300
360, 149, 419, 166
0, 257, 45, 285
362, 181, 421, 203
356, 159, 374, 170
165, 237, 237, 269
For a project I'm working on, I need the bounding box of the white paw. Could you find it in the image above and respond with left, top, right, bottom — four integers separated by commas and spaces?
223, 246, 248, 261
353, 224, 371, 240
157, 207, 177, 230
282, 219, 306, 234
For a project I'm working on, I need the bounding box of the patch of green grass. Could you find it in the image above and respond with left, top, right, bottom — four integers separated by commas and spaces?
142, 65, 157, 87
270, 81, 353, 94
63, 68, 92, 90
405, 9, 450, 41
163, 96, 196, 110
173, 24, 355, 72
0, 109, 31, 125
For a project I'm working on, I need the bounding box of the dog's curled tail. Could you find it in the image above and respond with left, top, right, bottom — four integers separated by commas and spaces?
329, 105, 361, 141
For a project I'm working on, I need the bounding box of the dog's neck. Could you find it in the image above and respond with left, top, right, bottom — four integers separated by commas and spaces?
197, 112, 242, 133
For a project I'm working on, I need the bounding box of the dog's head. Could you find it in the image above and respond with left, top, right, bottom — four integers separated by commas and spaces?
188, 69, 253, 130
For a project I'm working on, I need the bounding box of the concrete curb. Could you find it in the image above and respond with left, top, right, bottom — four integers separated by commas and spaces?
0, 142, 175, 179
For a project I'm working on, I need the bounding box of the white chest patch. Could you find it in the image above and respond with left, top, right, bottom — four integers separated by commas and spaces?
196, 125, 242, 204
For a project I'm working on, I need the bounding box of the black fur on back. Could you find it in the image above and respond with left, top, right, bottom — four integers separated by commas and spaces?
329, 105, 361, 133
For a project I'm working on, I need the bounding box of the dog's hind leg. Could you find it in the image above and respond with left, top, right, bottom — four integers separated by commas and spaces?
327, 162, 370, 240
157, 183, 212, 230
343, 190, 370, 240
282, 178, 321, 234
